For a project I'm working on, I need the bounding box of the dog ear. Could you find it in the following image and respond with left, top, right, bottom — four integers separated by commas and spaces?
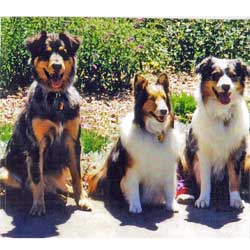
134, 74, 148, 94
195, 56, 213, 75
59, 32, 81, 55
25, 31, 47, 56
234, 59, 249, 78
157, 73, 169, 93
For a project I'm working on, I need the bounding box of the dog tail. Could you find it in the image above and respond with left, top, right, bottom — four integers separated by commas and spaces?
0, 159, 22, 188
244, 154, 250, 172
244, 136, 250, 172
85, 164, 107, 197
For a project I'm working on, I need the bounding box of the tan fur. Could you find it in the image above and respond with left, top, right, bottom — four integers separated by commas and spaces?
244, 136, 250, 171
34, 57, 49, 83
44, 168, 73, 193
32, 118, 57, 143
201, 80, 217, 103
228, 158, 240, 192
86, 165, 107, 195
64, 136, 91, 210
64, 117, 80, 141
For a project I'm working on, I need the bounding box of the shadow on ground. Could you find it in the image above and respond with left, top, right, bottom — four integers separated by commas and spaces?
103, 199, 174, 231
0, 188, 77, 238
184, 186, 249, 229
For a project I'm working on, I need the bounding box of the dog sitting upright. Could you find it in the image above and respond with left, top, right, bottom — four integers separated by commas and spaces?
185, 56, 250, 209
87, 73, 182, 213
0, 31, 91, 215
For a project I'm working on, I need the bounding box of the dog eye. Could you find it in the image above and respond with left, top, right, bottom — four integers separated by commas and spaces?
228, 72, 237, 79
46, 47, 52, 52
59, 46, 67, 52
58, 46, 67, 53
211, 72, 221, 81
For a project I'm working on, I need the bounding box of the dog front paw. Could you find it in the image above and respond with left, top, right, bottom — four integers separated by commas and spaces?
195, 196, 210, 208
29, 200, 46, 216
230, 192, 245, 209
166, 200, 179, 213
129, 202, 142, 214
78, 198, 92, 211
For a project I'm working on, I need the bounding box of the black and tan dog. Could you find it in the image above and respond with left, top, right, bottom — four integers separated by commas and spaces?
0, 31, 91, 215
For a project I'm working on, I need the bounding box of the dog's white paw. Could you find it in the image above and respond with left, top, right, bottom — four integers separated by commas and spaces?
230, 192, 245, 209
129, 202, 142, 214
29, 201, 46, 216
166, 200, 179, 213
78, 198, 92, 211
195, 197, 210, 208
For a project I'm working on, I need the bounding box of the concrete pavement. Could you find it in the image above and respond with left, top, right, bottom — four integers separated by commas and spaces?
0, 189, 249, 238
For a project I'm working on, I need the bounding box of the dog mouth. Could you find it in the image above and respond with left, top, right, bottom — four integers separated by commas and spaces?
212, 87, 231, 105
150, 112, 167, 123
44, 69, 64, 89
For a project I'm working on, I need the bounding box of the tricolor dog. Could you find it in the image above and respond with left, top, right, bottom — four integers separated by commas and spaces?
184, 56, 250, 209
88, 73, 182, 213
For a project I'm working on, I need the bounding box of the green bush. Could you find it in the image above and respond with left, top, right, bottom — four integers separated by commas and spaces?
1, 18, 250, 93
171, 93, 196, 123
0, 17, 167, 93
81, 129, 108, 154
0, 124, 13, 142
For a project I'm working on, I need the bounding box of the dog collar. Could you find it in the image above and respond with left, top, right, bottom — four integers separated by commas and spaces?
157, 132, 165, 143
223, 118, 230, 127
55, 92, 64, 111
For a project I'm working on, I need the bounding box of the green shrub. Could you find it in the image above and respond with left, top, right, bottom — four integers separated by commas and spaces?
161, 19, 250, 72
171, 93, 196, 123
0, 124, 13, 142
0, 17, 167, 93
80, 129, 108, 154
1, 17, 250, 93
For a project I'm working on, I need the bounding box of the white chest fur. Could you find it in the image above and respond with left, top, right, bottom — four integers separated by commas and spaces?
120, 113, 181, 204
192, 98, 249, 175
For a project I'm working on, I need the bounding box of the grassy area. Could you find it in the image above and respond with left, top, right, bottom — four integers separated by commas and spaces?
171, 93, 196, 123
0, 123, 13, 143
81, 130, 109, 154
0, 124, 108, 154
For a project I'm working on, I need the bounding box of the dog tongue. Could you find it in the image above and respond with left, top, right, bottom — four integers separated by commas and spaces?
51, 80, 63, 89
218, 92, 230, 105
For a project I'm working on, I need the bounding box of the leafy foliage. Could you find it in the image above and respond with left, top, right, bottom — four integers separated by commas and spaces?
171, 93, 196, 123
0, 124, 13, 142
1, 17, 250, 93
81, 129, 109, 154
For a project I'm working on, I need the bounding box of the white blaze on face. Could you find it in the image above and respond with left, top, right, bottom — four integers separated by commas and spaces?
48, 53, 65, 73
156, 98, 168, 116
217, 74, 234, 91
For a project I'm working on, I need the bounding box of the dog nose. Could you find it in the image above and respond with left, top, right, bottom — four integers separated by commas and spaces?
52, 63, 62, 72
159, 109, 167, 116
221, 84, 230, 92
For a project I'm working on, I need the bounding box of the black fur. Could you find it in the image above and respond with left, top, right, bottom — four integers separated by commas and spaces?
3, 83, 80, 185
104, 138, 131, 200
1, 31, 82, 191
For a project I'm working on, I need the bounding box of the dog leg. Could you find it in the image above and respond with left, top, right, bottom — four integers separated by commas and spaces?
120, 168, 142, 213
164, 171, 179, 212
65, 136, 91, 211
195, 154, 211, 208
28, 138, 48, 216
228, 158, 244, 209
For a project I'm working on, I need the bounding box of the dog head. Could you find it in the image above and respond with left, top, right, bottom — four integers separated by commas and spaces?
133, 73, 174, 134
196, 56, 249, 105
26, 31, 81, 91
